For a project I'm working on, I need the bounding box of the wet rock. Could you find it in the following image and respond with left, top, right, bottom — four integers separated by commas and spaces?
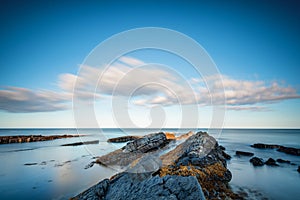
164, 132, 176, 140
24, 163, 38, 166
250, 157, 264, 166
265, 158, 279, 166
222, 151, 232, 160
297, 166, 300, 173
236, 150, 254, 157
0, 135, 80, 144
61, 140, 99, 146
276, 158, 290, 164
107, 136, 140, 143
277, 146, 300, 156
251, 143, 281, 149
251, 143, 300, 156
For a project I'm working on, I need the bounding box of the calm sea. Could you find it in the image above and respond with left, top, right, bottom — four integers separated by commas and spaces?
0, 128, 299, 200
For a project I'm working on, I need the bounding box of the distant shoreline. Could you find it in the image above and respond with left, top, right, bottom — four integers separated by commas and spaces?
0, 134, 80, 144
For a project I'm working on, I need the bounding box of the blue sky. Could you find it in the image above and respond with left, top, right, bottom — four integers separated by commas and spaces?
0, 0, 299, 128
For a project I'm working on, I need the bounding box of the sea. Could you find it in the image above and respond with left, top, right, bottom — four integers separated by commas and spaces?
0, 128, 299, 200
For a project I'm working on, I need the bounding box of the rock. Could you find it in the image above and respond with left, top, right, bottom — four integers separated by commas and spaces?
61, 140, 99, 146
265, 158, 279, 166
250, 157, 264, 166
96, 132, 171, 167
222, 151, 232, 160
297, 166, 300, 173
176, 131, 194, 140
24, 163, 38, 166
251, 143, 300, 156
107, 136, 140, 143
251, 143, 281, 149
72, 174, 205, 200
0, 135, 80, 144
125, 132, 168, 153
277, 146, 300, 156
78, 131, 241, 200
164, 132, 176, 140
236, 150, 254, 157
219, 145, 226, 150
276, 158, 291, 164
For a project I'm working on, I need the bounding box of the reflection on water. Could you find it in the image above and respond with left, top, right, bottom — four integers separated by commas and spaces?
0, 128, 299, 199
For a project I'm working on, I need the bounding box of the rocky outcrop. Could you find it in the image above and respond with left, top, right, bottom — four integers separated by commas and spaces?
235, 151, 254, 157
75, 131, 240, 200
250, 157, 264, 166
251, 143, 300, 156
72, 173, 205, 200
107, 136, 140, 143
265, 158, 279, 166
0, 135, 80, 144
96, 132, 171, 167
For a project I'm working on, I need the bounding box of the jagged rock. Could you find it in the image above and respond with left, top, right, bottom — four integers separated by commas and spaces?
72, 173, 205, 200
276, 158, 290, 164
96, 132, 171, 167
265, 158, 279, 166
176, 131, 194, 140
236, 151, 254, 157
222, 151, 232, 160
107, 136, 140, 143
125, 132, 168, 153
77, 131, 240, 200
250, 157, 264, 166
164, 132, 176, 140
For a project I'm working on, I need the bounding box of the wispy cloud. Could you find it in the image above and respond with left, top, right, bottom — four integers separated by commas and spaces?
0, 56, 299, 113
0, 87, 69, 113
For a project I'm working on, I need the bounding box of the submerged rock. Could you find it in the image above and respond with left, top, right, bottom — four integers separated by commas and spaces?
276, 158, 291, 164
61, 140, 99, 146
236, 150, 254, 157
297, 166, 300, 173
250, 157, 264, 166
251, 143, 300, 156
265, 158, 279, 166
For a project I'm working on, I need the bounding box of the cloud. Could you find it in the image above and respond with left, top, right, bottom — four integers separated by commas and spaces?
0, 56, 299, 113
0, 87, 69, 113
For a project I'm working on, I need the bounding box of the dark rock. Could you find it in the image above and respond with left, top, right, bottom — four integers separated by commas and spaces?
219, 145, 226, 150
0, 135, 80, 144
236, 150, 254, 157
276, 158, 291, 164
222, 151, 231, 160
125, 132, 168, 153
297, 166, 300, 173
251, 143, 281, 149
251, 143, 300, 156
61, 140, 99, 146
24, 163, 38, 166
107, 136, 140, 143
250, 157, 264, 166
265, 158, 279, 166
277, 146, 300, 156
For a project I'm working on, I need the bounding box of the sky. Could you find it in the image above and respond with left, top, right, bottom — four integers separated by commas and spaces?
0, 0, 299, 128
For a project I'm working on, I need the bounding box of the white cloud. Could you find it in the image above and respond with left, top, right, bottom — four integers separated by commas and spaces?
0, 56, 299, 113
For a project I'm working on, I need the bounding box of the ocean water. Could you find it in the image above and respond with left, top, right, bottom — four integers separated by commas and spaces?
0, 128, 299, 200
